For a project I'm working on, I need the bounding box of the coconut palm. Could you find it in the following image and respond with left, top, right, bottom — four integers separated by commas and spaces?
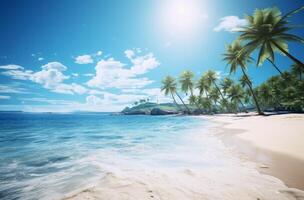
291, 63, 304, 81
239, 74, 253, 87
239, 6, 304, 70
179, 71, 195, 95
196, 74, 210, 97
161, 76, 190, 113
179, 70, 200, 112
189, 95, 197, 105
161, 76, 181, 109
205, 70, 226, 101
258, 83, 274, 109
198, 96, 213, 114
223, 40, 264, 115
221, 77, 234, 96
208, 87, 220, 106
227, 84, 247, 112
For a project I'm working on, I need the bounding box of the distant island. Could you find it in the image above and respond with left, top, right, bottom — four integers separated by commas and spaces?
121, 102, 182, 115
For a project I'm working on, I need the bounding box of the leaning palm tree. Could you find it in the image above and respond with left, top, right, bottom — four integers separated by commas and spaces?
227, 84, 247, 112
205, 70, 226, 101
161, 75, 191, 113
223, 40, 264, 115
291, 63, 304, 81
208, 87, 220, 106
221, 77, 234, 96
196, 74, 210, 97
239, 6, 304, 70
179, 70, 195, 96
258, 83, 274, 109
161, 76, 180, 109
179, 70, 200, 112
239, 74, 252, 88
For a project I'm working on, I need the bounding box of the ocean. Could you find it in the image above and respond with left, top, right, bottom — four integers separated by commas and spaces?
0, 112, 216, 200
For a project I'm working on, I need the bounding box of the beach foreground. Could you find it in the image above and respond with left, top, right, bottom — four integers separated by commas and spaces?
65, 114, 304, 200
208, 113, 304, 190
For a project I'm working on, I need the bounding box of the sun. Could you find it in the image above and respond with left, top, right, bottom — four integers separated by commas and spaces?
159, 0, 207, 38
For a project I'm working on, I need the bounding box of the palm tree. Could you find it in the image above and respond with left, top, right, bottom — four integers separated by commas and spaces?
266, 59, 283, 75
198, 96, 213, 114
205, 70, 226, 101
179, 70, 200, 112
227, 84, 247, 112
258, 83, 274, 109
208, 87, 220, 106
196, 74, 210, 97
179, 71, 194, 96
239, 74, 252, 88
221, 77, 234, 96
239, 6, 304, 70
223, 40, 264, 115
161, 76, 180, 110
291, 63, 304, 81
161, 76, 191, 113
189, 95, 197, 105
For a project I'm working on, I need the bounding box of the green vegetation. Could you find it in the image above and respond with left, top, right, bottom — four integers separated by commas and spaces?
159, 6, 304, 115
122, 102, 196, 115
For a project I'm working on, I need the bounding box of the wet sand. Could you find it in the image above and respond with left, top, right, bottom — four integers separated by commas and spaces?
207, 113, 304, 190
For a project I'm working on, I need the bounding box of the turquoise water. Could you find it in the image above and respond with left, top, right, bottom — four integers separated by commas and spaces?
0, 112, 211, 200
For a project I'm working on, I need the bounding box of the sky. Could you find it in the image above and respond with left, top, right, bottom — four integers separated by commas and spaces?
0, 0, 303, 112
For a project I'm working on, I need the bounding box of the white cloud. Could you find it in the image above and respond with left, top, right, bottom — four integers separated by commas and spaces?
2, 69, 33, 80
38, 57, 44, 61
124, 49, 135, 59
0, 85, 28, 94
1, 62, 90, 95
214, 16, 247, 32
75, 55, 93, 64
21, 97, 77, 105
122, 88, 171, 103
129, 52, 160, 75
87, 58, 153, 89
0, 64, 24, 70
83, 73, 94, 77
31, 62, 69, 88
51, 83, 87, 95
0, 95, 10, 99
86, 95, 103, 105
96, 51, 102, 56
72, 73, 79, 77
87, 50, 159, 89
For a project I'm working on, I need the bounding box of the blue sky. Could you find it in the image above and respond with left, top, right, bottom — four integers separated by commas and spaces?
0, 0, 303, 112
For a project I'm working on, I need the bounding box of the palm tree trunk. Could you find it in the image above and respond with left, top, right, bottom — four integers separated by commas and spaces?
175, 92, 191, 114
213, 82, 228, 111
213, 82, 225, 100
240, 67, 264, 115
190, 90, 202, 114
238, 98, 248, 113
267, 58, 283, 75
271, 41, 304, 70
171, 92, 182, 111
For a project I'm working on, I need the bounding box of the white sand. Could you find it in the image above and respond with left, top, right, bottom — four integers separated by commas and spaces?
64, 114, 304, 200
209, 113, 304, 160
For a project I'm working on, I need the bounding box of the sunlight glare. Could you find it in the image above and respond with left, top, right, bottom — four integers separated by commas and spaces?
159, 0, 207, 38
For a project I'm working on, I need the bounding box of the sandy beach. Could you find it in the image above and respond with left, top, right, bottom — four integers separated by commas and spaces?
208, 113, 304, 190
65, 114, 304, 200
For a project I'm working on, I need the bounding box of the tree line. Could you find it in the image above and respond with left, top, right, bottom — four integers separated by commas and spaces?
161, 6, 304, 115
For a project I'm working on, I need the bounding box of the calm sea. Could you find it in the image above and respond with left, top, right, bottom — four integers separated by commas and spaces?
0, 112, 215, 200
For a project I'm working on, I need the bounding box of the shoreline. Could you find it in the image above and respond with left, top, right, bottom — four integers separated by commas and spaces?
205, 113, 304, 190
63, 114, 304, 200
